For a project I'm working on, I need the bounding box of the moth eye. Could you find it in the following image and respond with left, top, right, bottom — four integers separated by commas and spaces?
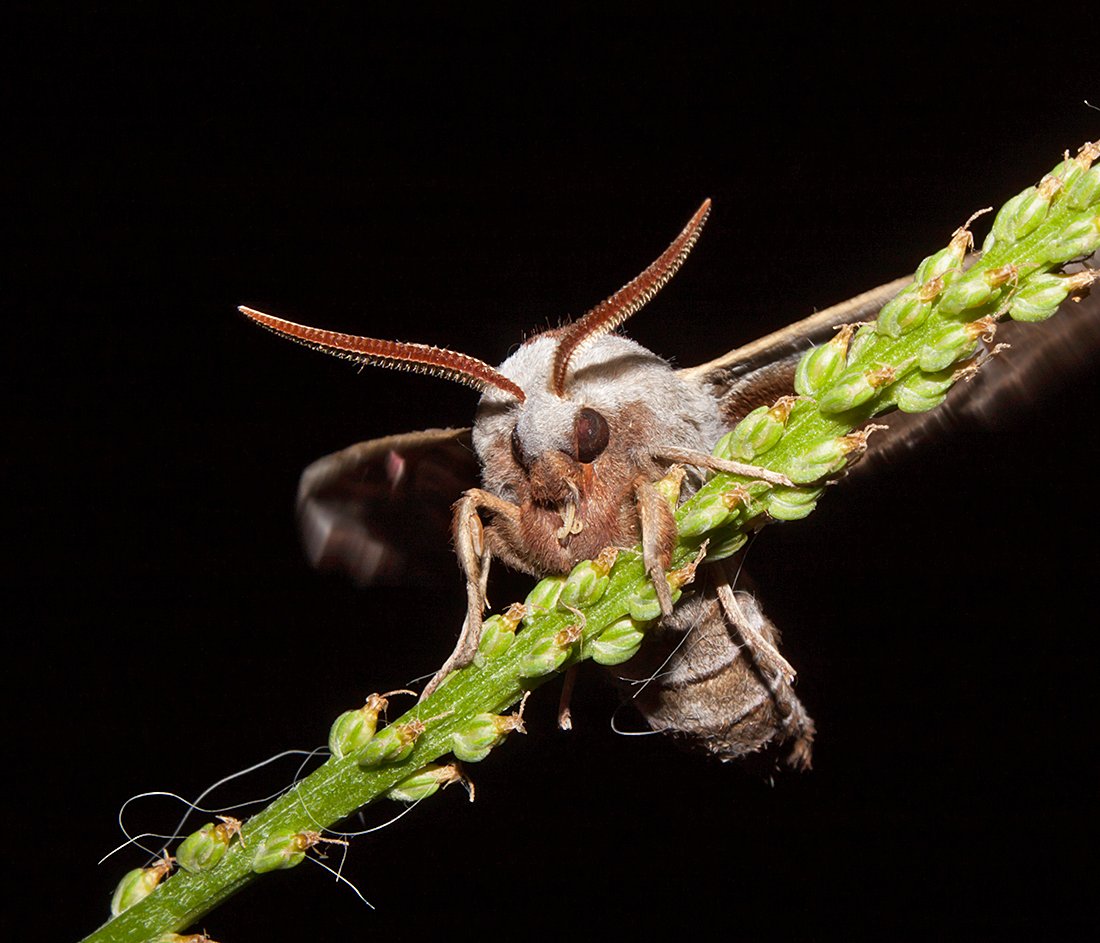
510, 425, 529, 469
574, 407, 610, 464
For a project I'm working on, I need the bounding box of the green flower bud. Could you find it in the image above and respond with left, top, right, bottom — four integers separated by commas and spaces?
1066, 164, 1100, 211
677, 491, 736, 538
474, 604, 525, 665
894, 367, 955, 414
451, 710, 525, 762
356, 720, 425, 768
558, 549, 617, 610
722, 397, 794, 460
1043, 215, 1100, 264
985, 188, 1031, 251
1009, 181, 1055, 240
876, 290, 931, 338
915, 246, 957, 284
110, 857, 174, 916
589, 616, 648, 665
387, 763, 465, 802
705, 525, 749, 560
937, 275, 993, 318
1010, 271, 1096, 323
628, 579, 683, 622
652, 466, 685, 506
176, 818, 240, 874
329, 692, 391, 759
918, 317, 992, 372
794, 325, 854, 397
252, 830, 344, 873
786, 439, 846, 483
517, 621, 583, 678
522, 576, 565, 625
787, 429, 881, 484
765, 485, 823, 521
817, 364, 894, 415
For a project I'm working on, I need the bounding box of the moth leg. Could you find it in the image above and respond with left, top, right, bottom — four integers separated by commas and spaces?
656, 447, 793, 487
557, 664, 578, 731
714, 570, 816, 769
634, 478, 679, 617
421, 489, 520, 699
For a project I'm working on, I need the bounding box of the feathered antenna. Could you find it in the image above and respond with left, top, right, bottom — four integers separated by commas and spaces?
549, 199, 711, 396
238, 306, 526, 402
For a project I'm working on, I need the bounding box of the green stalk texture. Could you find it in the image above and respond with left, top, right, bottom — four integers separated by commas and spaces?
82, 143, 1099, 943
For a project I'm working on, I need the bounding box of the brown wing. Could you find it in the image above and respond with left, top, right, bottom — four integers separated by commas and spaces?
296, 427, 478, 585
680, 260, 1099, 465
679, 275, 912, 422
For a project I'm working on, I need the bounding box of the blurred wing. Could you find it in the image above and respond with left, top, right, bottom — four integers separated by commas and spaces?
681, 259, 1099, 466
679, 275, 911, 420
297, 427, 478, 585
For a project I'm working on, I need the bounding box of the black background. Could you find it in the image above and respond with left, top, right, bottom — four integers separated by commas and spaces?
13, 9, 1098, 941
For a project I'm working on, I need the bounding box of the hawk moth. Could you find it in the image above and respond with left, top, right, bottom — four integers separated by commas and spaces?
241, 199, 1097, 767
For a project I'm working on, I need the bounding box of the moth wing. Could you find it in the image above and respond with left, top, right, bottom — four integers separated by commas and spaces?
296, 427, 478, 585
678, 275, 911, 420
680, 260, 1099, 466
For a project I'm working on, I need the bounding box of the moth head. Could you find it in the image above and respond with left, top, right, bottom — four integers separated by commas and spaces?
471, 200, 722, 526
239, 199, 717, 550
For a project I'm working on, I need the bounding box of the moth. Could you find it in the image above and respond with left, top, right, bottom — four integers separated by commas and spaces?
241, 201, 1098, 768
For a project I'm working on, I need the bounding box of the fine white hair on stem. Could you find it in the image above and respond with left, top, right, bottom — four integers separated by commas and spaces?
106, 749, 327, 867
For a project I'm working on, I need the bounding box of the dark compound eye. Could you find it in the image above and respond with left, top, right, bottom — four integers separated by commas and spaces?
511, 425, 529, 469
574, 407, 610, 464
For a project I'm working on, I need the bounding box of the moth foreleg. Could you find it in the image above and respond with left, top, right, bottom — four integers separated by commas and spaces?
421, 489, 520, 699
715, 570, 815, 769
656, 447, 793, 487
635, 477, 679, 617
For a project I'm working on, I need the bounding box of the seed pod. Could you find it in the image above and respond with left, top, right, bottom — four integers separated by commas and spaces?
451, 710, 525, 762
387, 763, 465, 802
110, 857, 174, 916
522, 576, 565, 625
176, 818, 240, 874
356, 720, 425, 768
589, 615, 649, 665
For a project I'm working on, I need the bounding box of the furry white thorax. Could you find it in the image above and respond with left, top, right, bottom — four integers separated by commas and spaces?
473, 333, 725, 494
